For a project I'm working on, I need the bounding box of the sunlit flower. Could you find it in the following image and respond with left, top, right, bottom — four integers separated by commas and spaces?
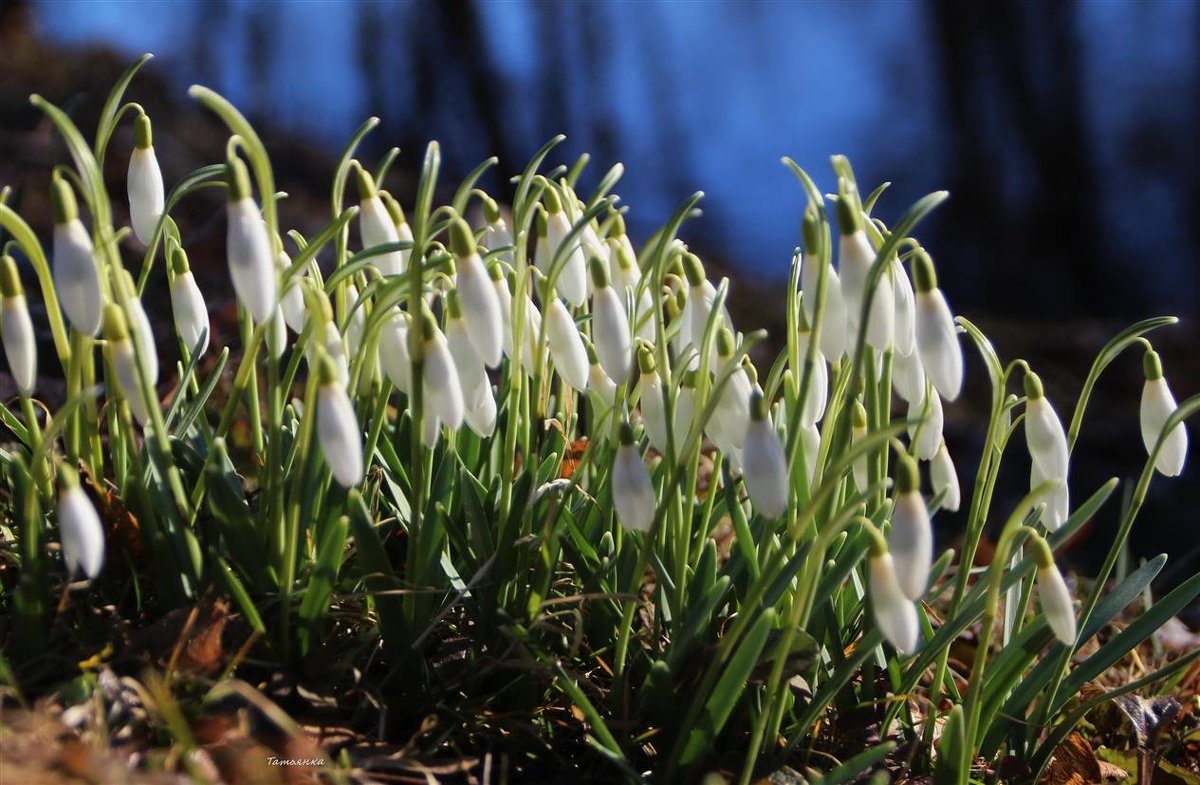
489, 262, 515, 360
57, 466, 104, 579
800, 206, 848, 360
104, 305, 152, 425
1140, 349, 1188, 477
445, 290, 491, 414
542, 187, 587, 306
1030, 460, 1069, 531
912, 250, 963, 401
795, 325, 828, 428
225, 157, 277, 324
168, 246, 209, 356
869, 549, 919, 654
590, 255, 633, 385
637, 344, 669, 454
609, 236, 655, 342
127, 113, 165, 246
908, 386, 943, 461
278, 251, 307, 334
1030, 536, 1076, 644
306, 295, 350, 390
51, 176, 103, 337
709, 330, 753, 451
119, 270, 158, 386
890, 455, 933, 601
743, 391, 789, 518
1, 255, 36, 396
545, 297, 589, 390
316, 353, 363, 488
613, 421, 655, 532
930, 438, 961, 513
447, 216, 503, 367
378, 307, 411, 394
892, 257, 916, 358
836, 185, 893, 351
893, 347, 927, 407
418, 304, 465, 430
479, 195, 513, 265
356, 168, 405, 276
584, 335, 617, 413
1024, 372, 1069, 482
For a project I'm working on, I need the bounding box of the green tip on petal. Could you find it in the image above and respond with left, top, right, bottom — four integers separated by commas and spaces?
866, 530, 888, 558
354, 164, 377, 201
169, 245, 191, 275
226, 156, 252, 202
1030, 535, 1054, 570
445, 288, 463, 320
380, 190, 406, 227
852, 399, 868, 429
316, 352, 340, 387
619, 420, 635, 446
749, 390, 769, 422
448, 216, 477, 258
51, 175, 78, 224
535, 205, 548, 237
418, 301, 438, 339
57, 462, 80, 489
608, 212, 627, 239
133, 113, 153, 150
801, 205, 820, 252
717, 327, 735, 358
896, 453, 920, 494
103, 304, 129, 341
682, 253, 705, 287
487, 260, 505, 282
834, 179, 862, 235
541, 182, 563, 214
0, 255, 22, 297
588, 254, 610, 288
1024, 371, 1044, 400
482, 194, 501, 224
1143, 348, 1163, 381
912, 249, 937, 293
636, 342, 657, 374
680, 369, 698, 389
614, 242, 636, 272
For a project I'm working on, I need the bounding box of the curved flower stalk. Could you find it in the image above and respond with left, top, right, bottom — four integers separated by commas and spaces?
908, 386, 943, 461
850, 400, 869, 491
1024, 370, 1069, 486
417, 303, 464, 431
1030, 535, 1076, 645
930, 438, 961, 513
316, 353, 363, 488
612, 421, 655, 532
479, 195, 513, 265
544, 296, 589, 391
51, 175, 103, 336
800, 206, 847, 360
912, 250, 963, 401
225, 156, 277, 324
126, 113, 165, 246
168, 246, 209, 356
278, 251, 307, 334
541, 186, 587, 306
356, 167, 405, 276
1140, 348, 1188, 477
377, 307, 411, 394
743, 391, 789, 518
836, 184, 893, 351
890, 454, 933, 601
57, 465, 104, 579
118, 270, 158, 385
795, 324, 828, 428
636, 344, 669, 454
590, 255, 633, 385
103, 305, 151, 425
1, 255, 36, 396
448, 216, 503, 367
867, 536, 919, 654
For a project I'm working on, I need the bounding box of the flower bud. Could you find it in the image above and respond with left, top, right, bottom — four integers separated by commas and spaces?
480, 196, 513, 265
1, 256, 36, 396
119, 271, 158, 386
545, 298, 589, 391
590, 256, 633, 385
543, 188, 587, 306
316, 354, 363, 487
907, 388, 943, 461
419, 305, 465, 429
890, 454, 933, 600
836, 185, 892, 351
278, 251, 307, 334
169, 246, 210, 356
487, 262, 515, 360
378, 308, 411, 393
1024, 372, 1069, 481
51, 177, 103, 337
912, 250, 963, 401
356, 168, 406, 276
709, 330, 753, 450
1035, 556, 1076, 645
585, 335, 618, 413
448, 216, 503, 367
800, 207, 848, 360
869, 548, 919, 653
930, 438, 961, 512
57, 465, 104, 579
613, 422, 656, 532
795, 325, 828, 428
127, 113, 165, 245
225, 157, 277, 324
637, 346, 669, 453
104, 305, 151, 425
1140, 349, 1188, 477
850, 400, 869, 491
743, 391, 789, 517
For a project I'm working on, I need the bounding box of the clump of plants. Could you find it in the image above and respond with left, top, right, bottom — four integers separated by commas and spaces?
1, 55, 1197, 784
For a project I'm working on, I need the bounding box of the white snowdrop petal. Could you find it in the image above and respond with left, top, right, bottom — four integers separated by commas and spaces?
1030, 460, 1070, 532
1037, 565, 1077, 645
870, 553, 919, 654
711, 365, 753, 450
278, 252, 307, 334
317, 383, 363, 487
464, 385, 497, 437
930, 440, 961, 512
170, 271, 210, 356
1025, 396, 1069, 480
840, 229, 892, 350
801, 254, 849, 360
1140, 377, 1188, 477
545, 299, 589, 390
915, 289, 964, 401
907, 390, 943, 461
890, 490, 933, 600
546, 211, 587, 306
456, 254, 503, 367
447, 318, 489, 410
53, 220, 103, 337
128, 298, 159, 385
225, 199, 277, 324
639, 373, 669, 454
307, 322, 350, 390
378, 310, 411, 393
613, 443, 656, 532
588, 363, 617, 413
893, 347, 927, 407
112, 338, 151, 425
2, 296, 37, 396
743, 416, 789, 518
128, 147, 165, 245
593, 286, 632, 385
424, 332, 465, 429
359, 196, 405, 276
796, 334, 828, 428
892, 259, 916, 357
59, 485, 105, 579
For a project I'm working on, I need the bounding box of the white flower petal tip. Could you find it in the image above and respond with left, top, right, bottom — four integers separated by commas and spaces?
545, 299, 589, 391
317, 382, 363, 488
423, 326, 465, 430
911, 250, 963, 402
59, 483, 105, 579
930, 440, 961, 513
170, 268, 210, 357
1140, 357, 1188, 477
743, 394, 789, 518
447, 219, 503, 368
613, 432, 656, 532
225, 197, 277, 324
53, 219, 103, 337
1023, 374, 1069, 481
890, 490, 933, 601
2, 290, 37, 396
1037, 564, 1077, 645
592, 285, 633, 385
127, 145, 165, 246
870, 552, 920, 654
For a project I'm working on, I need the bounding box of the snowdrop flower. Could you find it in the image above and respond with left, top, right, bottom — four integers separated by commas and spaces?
584, 336, 617, 413
1031, 535, 1076, 645
305, 294, 349, 389
930, 438, 961, 513
103, 305, 151, 425
118, 271, 158, 386
278, 251, 307, 334
637, 345, 669, 454
673, 371, 697, 449
892, 347, 927, 408
377, 307, 411, 394
343, 281, 368, 357
479, 195, 513, 265
225, 157, 276, 324
607, 215, 641, 294
1, 255, 36, 396
890, 454, 933, 601
168, 246, 209, 356
709, 330, 753, 450
680, 253, 729, 369
850, 400, 869, 492
869, 547, 919, 654
51, 175, 103, 336
912, 250, 963, 401
57, 465, 104, 579
907, 387, 943, 461
795, 323, 828, 427
541, 186, 587, 306
609, 239, 655, 343
590, 255, 633, 385
417, 304, 464, 430
382, 191, 416, 273
612, 421, 656, 532
448, 216, 503, 367
892, 256, 917, 358
743, 391, 789, 518
835, 186, 893, 351
799, 420, 820, 485
444, 290, 490, 413
126, 113, 165, 246
544, 296, 589, 390
800, 206, 847, 360
316, 353, 363, 488
1140, 349, 1188, 477
1024, 372, 1069, 482
1030, 459, 1069, 532
518, 292, 544, 377
464, 385, 497, 437
356, 168, 405, 276
488, 262, 515, 359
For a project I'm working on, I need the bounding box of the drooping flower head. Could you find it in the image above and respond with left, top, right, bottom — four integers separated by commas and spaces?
51, 174, 103, 337
612, 420, 656, 533
355, 166, 406, 277
835, 181, 893, 352
57, 464, 105, 580
743, 390, 789, 518
912, 249, 963, 401
800, 205, 847, 360
866, 530, 919, 654
889, 453, 933, 601
168, 245, 210, 357
224, 155, 277, 324
127, 113, 165, 246
1030, 534, 1076, 645
1, 255, 36, 396
589, 254, 633, 385
103, 304, 152, 425
1140, 348, 1188, 477
316, 352, 363, 488
448, 214, 503, 367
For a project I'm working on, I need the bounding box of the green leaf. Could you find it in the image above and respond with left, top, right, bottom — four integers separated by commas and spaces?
814, 741, 897, 785
95, 53, 153, 166
933, 705, 965, 785
216, 557, 266, 635
297, 515, 349, 656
